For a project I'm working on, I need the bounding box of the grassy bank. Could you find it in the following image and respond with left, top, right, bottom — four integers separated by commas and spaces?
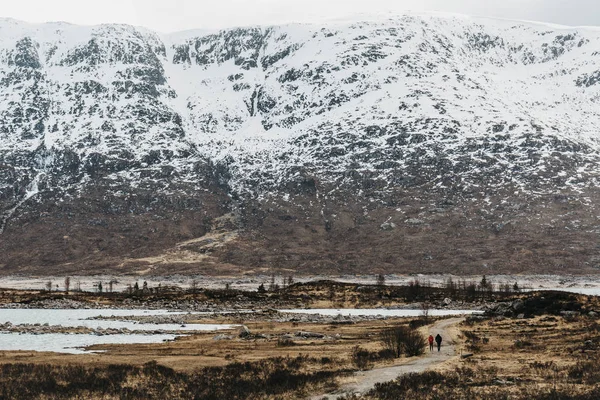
0, 356, 349, 400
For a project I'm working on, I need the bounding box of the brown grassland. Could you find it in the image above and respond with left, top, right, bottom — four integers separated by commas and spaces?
0, 283, 598, 399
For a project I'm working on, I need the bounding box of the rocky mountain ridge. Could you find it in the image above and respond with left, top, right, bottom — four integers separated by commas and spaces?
1, 14, 600, 275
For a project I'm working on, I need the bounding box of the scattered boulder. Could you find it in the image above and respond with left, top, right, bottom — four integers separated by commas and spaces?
239, 325, 251, 338
295, 331, 325, 339
486, 302, 512, 317
406, 218, 424, 225
560, 311, 580, 318
493, 378, 514, 386
511, 300, 524, 312
380, 222, 396, 231
213, 334, 233, 341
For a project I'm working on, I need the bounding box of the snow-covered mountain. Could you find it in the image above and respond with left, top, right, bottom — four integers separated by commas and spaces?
2, 14, 600, 275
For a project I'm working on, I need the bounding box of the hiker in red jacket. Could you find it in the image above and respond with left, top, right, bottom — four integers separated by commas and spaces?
428, 334, 434, 352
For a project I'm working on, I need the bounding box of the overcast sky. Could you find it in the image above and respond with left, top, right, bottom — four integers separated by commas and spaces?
1, 0, 599, 32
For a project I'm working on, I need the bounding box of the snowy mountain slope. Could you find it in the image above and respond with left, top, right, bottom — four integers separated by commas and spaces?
1, 14, 600, 274
165, 15, 600, 198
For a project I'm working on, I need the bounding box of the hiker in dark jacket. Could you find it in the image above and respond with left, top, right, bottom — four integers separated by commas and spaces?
435, 334, 442, 352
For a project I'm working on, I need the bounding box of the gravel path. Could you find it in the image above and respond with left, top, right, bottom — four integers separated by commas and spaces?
311, 317, 464, 400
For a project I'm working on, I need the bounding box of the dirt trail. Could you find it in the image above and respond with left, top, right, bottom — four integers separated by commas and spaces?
310, 317, 464, 400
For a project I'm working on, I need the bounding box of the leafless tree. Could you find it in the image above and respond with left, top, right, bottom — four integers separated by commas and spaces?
421, 301, 431, 322
189, 279, 198, 293
64, 277, 71, 294
381, 326, 405, 358
269, 274, 280, 291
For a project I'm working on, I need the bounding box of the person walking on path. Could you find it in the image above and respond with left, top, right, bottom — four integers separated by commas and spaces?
435, 334, 442, 352
428, 335, 434, 352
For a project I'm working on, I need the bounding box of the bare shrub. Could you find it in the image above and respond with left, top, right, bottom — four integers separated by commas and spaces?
568, 359, 600, 384
402, 328, 427, 357
409, 318, 429, 329
381, 325, 426, 358
530, 361, 556, 380
351, 346, 373, 370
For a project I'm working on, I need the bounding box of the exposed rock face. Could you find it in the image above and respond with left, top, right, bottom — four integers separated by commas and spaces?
1, 15, 600, 275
